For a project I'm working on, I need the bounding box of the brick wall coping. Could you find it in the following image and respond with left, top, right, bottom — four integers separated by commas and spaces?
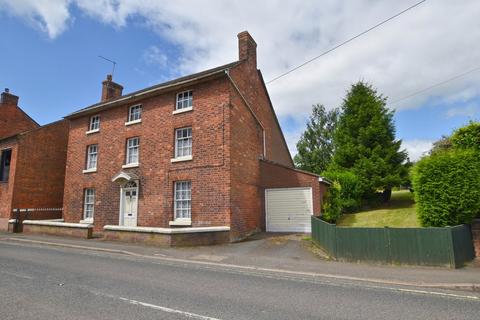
23, 220, 93, 229
104, 225, 230, 234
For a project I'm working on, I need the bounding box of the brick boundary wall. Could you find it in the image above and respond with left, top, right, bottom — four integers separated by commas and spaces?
103, 229, 230, 247
22, 223, 93, 239
472, 219, 480, 257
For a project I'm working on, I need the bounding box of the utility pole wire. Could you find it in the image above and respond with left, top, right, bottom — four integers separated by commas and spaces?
266, 0, 427, 84
390, 66, 480, 105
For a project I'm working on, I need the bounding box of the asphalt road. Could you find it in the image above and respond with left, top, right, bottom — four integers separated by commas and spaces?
0, 241, 479, 320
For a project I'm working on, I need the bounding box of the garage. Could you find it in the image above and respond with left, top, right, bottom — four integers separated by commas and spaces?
265, 187, 314, 232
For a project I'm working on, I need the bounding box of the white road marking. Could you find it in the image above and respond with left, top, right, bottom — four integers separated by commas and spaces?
396, 288, 480, 301
117, 297, 223, 320
87, 288, 222, 320
0, 270, 34, 280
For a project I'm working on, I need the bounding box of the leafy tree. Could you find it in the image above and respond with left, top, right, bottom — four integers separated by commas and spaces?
294, 104, 339, 174
331, 82, 407, 201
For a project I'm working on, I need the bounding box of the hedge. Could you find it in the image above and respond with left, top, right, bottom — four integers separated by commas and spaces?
412, 149, 480, 227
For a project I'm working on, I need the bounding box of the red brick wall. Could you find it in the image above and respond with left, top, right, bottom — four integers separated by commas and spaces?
0, 102, 39, 139
0, 139, 18, 230
229, 86, 264, 239
63, 77, 232, 232
260, 160, 322, 217
229, 61, 293, 167
472, 219, 480, 258
11, 121, 69, 219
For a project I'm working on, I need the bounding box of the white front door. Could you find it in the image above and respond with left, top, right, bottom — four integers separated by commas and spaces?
121, 183, 138, 227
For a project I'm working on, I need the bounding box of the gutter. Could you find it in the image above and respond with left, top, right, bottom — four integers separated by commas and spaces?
225, 69, 267, 157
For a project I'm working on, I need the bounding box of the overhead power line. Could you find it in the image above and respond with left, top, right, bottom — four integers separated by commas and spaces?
266, 0, 427, 84
390, 66, 480, 105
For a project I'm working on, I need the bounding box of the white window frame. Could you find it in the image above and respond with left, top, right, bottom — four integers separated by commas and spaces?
83, 188, 95, 221
172, 127, 192, 161
87, 115, 100, 133
126, 104, 142, 125
84, 144, 98, 172
174, 181, 191, 220
174, 90, 193, 114
125, 137, 140, 166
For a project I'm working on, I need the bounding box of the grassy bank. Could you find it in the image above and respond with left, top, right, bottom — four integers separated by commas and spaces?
337, 190, 420, 228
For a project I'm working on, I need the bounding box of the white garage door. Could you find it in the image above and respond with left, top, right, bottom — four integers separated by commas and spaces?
265, 187, 313, 232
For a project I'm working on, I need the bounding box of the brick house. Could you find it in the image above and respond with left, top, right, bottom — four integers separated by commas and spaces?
61, 31, 327, 244
0, 90, 69, 231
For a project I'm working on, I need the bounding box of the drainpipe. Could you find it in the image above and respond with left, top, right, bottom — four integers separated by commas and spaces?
225, 69, 266, 158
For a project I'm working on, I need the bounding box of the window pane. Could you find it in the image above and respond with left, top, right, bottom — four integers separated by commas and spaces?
90, 115, 100, 131
86, 145, 98, 169
175, 128, 192, 158
129, 105, 142, 122
174, 181, 191, 219
176, 91, 193, 110
84, 188, 95, 219
126, 137, 140, 164
0, 149, 12, 182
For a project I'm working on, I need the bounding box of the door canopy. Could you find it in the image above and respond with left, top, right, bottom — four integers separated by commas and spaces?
111, 171, 139, 185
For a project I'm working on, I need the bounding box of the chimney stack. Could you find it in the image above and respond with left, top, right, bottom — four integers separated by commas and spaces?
1, 88, 19, 106
237, 31, 257, 68
101, 74, 123, 102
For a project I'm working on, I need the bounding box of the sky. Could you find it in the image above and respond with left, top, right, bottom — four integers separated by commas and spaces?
0, 0, 478, 161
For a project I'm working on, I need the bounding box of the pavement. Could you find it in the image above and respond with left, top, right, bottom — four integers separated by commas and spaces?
0, 234, 479, 320
0, 231, 479, 292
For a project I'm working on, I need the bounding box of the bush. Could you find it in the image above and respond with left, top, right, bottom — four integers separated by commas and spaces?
411, 149, 480, 227
323, 169, 362, 212
321, 181, 343, 223
451, 121, 480, 151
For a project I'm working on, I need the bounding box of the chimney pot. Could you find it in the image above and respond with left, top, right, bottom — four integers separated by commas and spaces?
101, 74, 123, 102
237, 31, 257, 68
1, 88, 19, 105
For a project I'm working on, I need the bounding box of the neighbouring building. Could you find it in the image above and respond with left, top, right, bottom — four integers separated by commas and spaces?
0, 90, 69, 231
57, 31, 328, 244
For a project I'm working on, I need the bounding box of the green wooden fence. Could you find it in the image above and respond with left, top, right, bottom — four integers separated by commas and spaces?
311, 216, 475, 268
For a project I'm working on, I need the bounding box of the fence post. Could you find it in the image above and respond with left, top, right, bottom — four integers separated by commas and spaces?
446, 227, 456, 268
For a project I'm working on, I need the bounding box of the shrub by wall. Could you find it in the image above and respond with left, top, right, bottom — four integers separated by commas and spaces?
323, 170, 362, 212
321, 181, 343, 223
412, 149, 480, 227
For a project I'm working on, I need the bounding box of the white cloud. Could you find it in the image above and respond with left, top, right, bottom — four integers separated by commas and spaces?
446, 104, 479, 119
0, 0, 70, 38
142, 45, 168, 68
401, 139, 433, 162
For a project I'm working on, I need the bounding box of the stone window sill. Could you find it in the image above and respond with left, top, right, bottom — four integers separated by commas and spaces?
170, 155, 193, 163
122, 163, 139, 169
125, 119, 142, 126
82, 168, 97, 174
86, 129, 100, 135
169, 219, 192, 227
172, 106, 193, 115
